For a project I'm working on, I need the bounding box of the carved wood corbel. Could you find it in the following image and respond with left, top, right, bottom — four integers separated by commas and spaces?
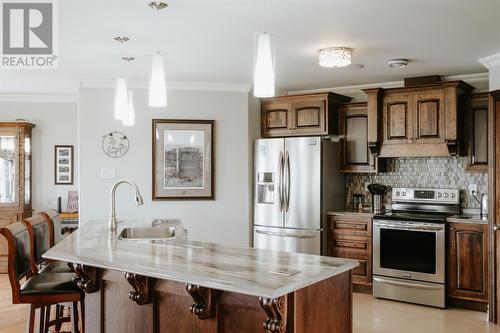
125, 272, 154, 305
72, 263, 98, 293
185, 284, 217, 320
259, 296, 287, 333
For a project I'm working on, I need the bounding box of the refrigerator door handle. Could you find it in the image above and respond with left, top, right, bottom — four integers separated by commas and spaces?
255, 230, 317, 239
284, 151, 291, 212
278, 151, 284, 212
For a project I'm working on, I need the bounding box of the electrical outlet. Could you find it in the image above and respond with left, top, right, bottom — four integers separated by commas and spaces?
469, 184, 478, 194
365, 182, 371, 192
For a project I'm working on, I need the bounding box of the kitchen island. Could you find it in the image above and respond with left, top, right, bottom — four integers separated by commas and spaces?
43, 220, 358, 333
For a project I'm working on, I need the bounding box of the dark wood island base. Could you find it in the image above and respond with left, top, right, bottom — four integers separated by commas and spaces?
74, 265, 353, 333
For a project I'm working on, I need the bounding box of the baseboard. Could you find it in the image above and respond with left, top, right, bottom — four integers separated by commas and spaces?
447, 297, 488, 312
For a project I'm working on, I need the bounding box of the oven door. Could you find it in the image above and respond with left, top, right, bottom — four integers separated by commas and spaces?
373, 219, 445, 284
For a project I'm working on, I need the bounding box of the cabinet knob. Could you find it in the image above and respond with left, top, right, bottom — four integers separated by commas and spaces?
449, 227, 455, 230
494, 225, 500, 232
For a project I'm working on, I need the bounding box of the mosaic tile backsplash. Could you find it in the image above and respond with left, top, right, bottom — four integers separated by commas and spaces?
345, 157, 488, 209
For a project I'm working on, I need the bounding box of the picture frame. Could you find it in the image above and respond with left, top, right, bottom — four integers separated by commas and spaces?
152, 119, 215, 200
54, 145, 74, 185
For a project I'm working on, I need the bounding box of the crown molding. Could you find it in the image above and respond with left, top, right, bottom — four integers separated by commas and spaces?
0, 94, 78, 103
286, 72, 489, 100
80, 80, 252, 93
479, 53, 500, 69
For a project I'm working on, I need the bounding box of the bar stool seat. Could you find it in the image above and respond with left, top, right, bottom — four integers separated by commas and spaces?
21, 272, 78, 295
40, 261, 73, 273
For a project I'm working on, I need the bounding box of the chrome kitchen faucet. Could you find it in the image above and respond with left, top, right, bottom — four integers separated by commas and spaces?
108, 179, 144, 232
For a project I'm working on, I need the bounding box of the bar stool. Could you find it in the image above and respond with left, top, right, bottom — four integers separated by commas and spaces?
25, 213, 73, 274
0, 222, 83, 333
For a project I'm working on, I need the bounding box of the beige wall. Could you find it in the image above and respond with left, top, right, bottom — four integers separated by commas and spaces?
78, 87, 255, 247
0, 101, 78, 213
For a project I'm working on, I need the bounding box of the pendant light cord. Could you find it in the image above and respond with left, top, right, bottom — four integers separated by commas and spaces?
156, 8, 160, 53
262, 0, 266, 33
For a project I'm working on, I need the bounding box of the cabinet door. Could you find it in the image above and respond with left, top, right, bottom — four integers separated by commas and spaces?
382, 93, 413, 144
413, 90, 445, 143
261, 102, 291, 137
447, 223, 488, 303
290, 98, 326, 135
465, 94, 489, 172
339, 103, 378, 173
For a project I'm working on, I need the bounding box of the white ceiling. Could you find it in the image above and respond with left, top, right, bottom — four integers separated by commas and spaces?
0, 0, 499, 95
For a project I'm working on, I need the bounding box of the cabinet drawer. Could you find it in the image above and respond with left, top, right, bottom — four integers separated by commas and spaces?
352, 259, 368, 278
329, 214, 372, 237
334, 238, 368, 250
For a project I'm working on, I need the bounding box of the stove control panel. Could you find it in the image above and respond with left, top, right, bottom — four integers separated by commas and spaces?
392, 188, 460, 204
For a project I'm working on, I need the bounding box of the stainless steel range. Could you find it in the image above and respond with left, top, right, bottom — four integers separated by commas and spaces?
373, 187, 460, 308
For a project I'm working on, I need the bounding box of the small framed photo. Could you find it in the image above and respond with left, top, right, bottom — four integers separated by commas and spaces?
152, 119, 214, 200
54, 145, 74, 185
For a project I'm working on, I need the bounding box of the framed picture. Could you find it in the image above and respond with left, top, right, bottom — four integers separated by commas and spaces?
54, 145, 74, 185
152, 119, 214, 200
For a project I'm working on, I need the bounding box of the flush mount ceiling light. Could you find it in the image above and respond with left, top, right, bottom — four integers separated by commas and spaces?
253, 0, 275, 98
148, 1, 168, 108
387, 59, 409, 68
114, 37, 131, 121
318, 47, 352, 68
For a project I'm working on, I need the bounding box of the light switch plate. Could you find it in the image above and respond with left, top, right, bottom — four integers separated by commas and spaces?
100, 168, 116, 179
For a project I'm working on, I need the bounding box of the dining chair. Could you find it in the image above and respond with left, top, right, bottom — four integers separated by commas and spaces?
0, 222, 83, 333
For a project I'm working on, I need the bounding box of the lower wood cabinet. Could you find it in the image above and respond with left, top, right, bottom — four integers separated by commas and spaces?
328, 213, 372, 293
447, 222, 488, 311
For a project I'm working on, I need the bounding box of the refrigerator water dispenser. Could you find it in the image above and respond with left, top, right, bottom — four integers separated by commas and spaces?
257, 172, 275, 204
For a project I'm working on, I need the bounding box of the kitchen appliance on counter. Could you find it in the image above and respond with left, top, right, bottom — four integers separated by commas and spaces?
373, 187, 460, 308
367, 183, 388, 213
253, 137, 344, 255
472, 191, 488, 217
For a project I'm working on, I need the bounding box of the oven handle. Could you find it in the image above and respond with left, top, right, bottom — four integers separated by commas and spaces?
373, 222, 444, 232
255, 230, 317, 239
373, 277, 443, 290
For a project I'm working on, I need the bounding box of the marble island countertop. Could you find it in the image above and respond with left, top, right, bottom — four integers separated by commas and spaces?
43, 219, 358, 299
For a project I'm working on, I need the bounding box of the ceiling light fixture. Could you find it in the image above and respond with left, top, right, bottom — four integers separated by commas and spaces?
318, 47, 352, 68
114, 37, 130, 121
148, 1, 168, 108
121, 57, 135, 126
253, 0, 275, 98
387, 59, 409, 68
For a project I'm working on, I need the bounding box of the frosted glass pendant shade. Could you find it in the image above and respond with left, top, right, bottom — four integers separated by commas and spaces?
148, 52, 167, 108
122, 92, 135, 126
253, 33, 275, 98
114, 76, 129, 120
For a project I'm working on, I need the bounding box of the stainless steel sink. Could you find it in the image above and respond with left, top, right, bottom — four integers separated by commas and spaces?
118, 226, 176, 241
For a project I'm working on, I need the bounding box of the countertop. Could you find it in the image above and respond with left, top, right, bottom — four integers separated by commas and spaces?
43, 219, 358, 299
327, 208, 374, 218
328, 208, 488, 225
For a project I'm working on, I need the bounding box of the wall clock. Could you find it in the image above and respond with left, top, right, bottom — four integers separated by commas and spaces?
102, 131, 129, 158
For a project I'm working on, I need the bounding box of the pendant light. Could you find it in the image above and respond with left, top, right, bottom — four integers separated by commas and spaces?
253, 0, 275, 98
121, 57, 135, 126
114, 37, 130, 121
148, 2, 168, 108
123, 91, 135, 126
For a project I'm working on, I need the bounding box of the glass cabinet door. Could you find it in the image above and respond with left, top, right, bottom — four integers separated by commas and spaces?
0, 134, 17, 204
24, 133, 31, 205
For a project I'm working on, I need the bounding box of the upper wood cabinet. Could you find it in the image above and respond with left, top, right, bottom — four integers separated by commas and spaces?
261, 92, 352, 137
339, 102, 383, 173
447, 222, 488, 311
463, 93, 489, 172
364, 81, 473, 158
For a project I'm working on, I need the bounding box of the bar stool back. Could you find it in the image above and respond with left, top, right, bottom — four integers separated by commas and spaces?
0, 222, 83, 333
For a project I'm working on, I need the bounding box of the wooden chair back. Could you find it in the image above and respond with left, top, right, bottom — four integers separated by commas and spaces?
22, 214, 54, 266
40, 209, 62, 243
0, 222, 37, 303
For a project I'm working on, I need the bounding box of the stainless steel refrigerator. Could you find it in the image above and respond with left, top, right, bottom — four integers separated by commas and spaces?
253, 137, 344, 255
